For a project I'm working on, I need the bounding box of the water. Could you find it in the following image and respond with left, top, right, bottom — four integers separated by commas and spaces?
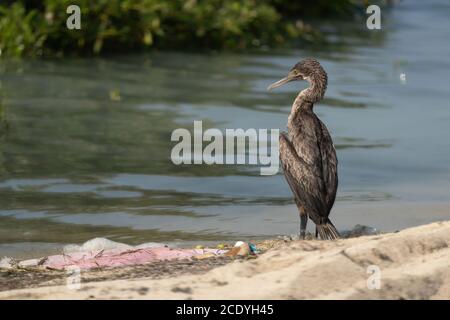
1, 0, 450, 258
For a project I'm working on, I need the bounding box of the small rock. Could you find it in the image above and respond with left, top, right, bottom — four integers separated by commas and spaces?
211, 279, 228, 286
342, 224, 379, 238
171, 286, 192, 294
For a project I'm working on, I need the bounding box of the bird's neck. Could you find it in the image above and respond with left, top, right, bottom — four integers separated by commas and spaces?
291, 73, 328, 114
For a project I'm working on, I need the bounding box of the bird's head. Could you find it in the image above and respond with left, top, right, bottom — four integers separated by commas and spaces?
267, 58, 326, 91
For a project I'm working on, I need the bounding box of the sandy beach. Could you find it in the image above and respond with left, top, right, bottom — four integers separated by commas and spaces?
0, 221, 449, 300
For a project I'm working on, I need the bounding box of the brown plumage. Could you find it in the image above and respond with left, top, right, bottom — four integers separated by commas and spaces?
268, 58, 339, 240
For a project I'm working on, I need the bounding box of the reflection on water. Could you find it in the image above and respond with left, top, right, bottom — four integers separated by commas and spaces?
1, 0, 450, 257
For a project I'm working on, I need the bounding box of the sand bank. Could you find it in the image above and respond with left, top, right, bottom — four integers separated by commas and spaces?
0, 221, 449, 299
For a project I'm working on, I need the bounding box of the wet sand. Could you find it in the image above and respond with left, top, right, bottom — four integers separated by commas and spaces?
0, 221, 449, 299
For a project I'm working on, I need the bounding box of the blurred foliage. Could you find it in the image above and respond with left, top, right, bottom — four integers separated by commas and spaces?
270, 0, 361, 17
0, 0, 370, 57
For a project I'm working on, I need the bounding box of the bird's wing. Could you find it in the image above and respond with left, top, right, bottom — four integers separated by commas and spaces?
279, 132, 326, 223
318, 120, 338, 214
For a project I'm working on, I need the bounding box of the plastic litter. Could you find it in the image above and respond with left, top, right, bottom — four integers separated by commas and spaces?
63, 237, 133, 254
193, 252, 216, 260
225, 241, 256, 257
249, 243, 259, 254
216, 243, 226, 250
234, 241, 245, 247
43, 247, 226, 270
0, 257, 15, 269
0, 238, 226, 271
0, 238, 264, 271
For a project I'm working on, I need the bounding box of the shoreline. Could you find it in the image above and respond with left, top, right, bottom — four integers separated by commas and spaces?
1, 221, 449, 299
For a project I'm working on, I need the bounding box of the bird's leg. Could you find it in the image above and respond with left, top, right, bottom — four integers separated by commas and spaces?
315, 226, 318, 239
297, 204, 307, 239
300, 214, 307, 239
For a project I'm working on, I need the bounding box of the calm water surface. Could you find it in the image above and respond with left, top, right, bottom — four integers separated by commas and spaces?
1, 0, 450, 257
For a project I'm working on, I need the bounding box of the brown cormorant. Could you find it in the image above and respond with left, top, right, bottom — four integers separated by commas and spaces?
268, 58, 340, 240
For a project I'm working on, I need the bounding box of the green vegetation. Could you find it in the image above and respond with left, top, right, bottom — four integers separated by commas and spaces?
0, 0, 367, 57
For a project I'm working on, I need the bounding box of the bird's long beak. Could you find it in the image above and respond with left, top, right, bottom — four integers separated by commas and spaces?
267, 72, 302, 91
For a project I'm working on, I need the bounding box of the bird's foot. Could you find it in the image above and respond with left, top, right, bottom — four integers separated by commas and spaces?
299, 230, 306, 240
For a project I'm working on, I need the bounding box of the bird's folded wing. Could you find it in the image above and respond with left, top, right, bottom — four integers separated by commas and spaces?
279, 132, 326, 222
318, 120, 338, 213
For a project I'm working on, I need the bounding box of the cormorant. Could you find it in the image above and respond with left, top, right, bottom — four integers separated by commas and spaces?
268, 58, 340, 240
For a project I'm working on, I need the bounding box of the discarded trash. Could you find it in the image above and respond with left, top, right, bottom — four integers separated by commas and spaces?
135, 242, 168, 249
237, 243, 251, 256
0, 238, 226, 271
19, 258, 45, 268
63, 237, 168, 255
224, 247, 240, 257
249, 243, 259, 254
234, 241, 245, 247
0, 238, 264, 271
225, 241, 254, 257
193, 252, 216, 260
45, 247, 226, 270
0, 257, 15, 269
63, 237, 132, 254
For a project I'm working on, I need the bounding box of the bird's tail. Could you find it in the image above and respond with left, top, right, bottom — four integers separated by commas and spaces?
317, 219, 340, 240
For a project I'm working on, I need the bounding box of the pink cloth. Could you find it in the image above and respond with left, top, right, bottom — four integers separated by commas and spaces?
42, 247, 225, 270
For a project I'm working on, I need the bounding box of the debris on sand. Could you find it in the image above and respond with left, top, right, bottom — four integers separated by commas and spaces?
0, 238, 227, 271
1, 222, 449, 299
